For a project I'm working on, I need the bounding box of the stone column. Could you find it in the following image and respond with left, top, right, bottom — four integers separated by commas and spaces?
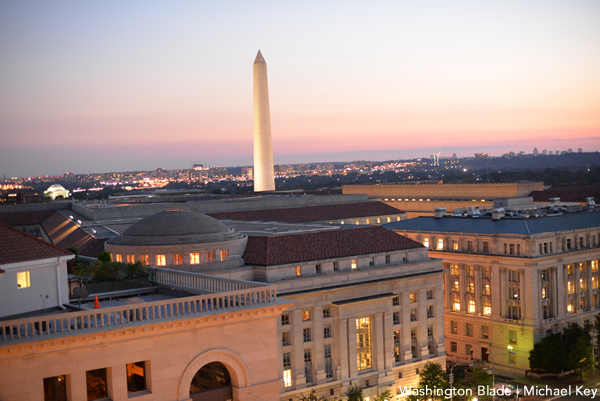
313, 306, 325, 384
418, 290, 428, 358
337, 317, 349, 386
575, 263, 581, 313
492, 264, 502, 319
587, 261, 593, 311
348, 318, 358, 383
292, 309, 307, 388
460, 265, 467, 314
402, 292, 412, 361
519, 268, 525, 320
383, 311, 394, 372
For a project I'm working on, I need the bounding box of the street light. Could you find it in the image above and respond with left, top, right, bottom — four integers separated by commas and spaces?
488, 345, 516, 400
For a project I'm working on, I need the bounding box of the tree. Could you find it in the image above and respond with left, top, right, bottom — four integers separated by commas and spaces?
468, 368, 493, 400
296, 389, 329, 401
529, 322, 593, 374
97, 251, 111, 263
346, 385, 364, 401
373, 390, 392, 401
407, 362, 448, 401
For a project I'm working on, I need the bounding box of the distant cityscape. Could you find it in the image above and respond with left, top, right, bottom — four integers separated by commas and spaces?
0, 147, 594, 205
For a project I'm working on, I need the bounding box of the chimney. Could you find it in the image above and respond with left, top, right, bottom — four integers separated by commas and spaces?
434, 207, 447, 219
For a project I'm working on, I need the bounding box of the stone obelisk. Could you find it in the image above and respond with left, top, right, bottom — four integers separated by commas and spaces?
253, 50, 275, 192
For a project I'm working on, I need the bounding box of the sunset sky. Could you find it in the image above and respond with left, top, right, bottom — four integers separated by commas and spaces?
1, 0, 599, 177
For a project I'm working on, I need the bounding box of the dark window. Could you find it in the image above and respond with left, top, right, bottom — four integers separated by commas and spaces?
127, 361, 147, 393
44, 375, 67, 401
86, 368, 108, 400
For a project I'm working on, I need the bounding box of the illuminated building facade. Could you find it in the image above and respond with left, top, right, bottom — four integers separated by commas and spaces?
387, 208, 600, 374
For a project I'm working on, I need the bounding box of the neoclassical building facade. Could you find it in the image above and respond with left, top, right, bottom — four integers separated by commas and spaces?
2, 210, 446, 401
387, 209, 600, 375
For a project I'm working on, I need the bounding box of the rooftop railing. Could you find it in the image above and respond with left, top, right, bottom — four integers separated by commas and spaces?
1, 279, 277, 345
149, 267, 271, 293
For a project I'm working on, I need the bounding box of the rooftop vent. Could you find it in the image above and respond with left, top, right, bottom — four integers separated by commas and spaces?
467, 206, 481, 217
492, 208, 505, 221
587, 197, 596, 207
434, 207, 447, 219
549, 197, 561, 204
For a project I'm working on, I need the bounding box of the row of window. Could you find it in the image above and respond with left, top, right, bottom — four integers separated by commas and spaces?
43, 361, 147, 401
111, 251, 229, 266
294, 255, 398, 277
336, 216, 401, 225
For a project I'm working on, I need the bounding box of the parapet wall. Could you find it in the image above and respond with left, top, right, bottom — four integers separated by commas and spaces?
343, 182, 543, 199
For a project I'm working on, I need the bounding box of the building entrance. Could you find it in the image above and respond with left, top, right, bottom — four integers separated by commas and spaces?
481, 347, 489, 362
190, 362, 233, 401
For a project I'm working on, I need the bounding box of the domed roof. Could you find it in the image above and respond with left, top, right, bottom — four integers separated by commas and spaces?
47, 184, 66, 192
123, 210, 229, 237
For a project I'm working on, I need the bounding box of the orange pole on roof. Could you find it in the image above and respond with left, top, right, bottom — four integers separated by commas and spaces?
93, 295, 100, 309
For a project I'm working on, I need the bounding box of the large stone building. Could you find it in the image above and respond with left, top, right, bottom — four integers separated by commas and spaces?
2, 208, 445, 400
386, 205, 600, 375
343, 182, 544, 218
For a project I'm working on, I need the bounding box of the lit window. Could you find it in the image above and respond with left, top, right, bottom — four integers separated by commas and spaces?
206, 251, 215, 263
156, 255, 166, 266
173, 254, 183, 265
453, 241, 459, 251
296, 266, 301, 276
220, 250, 229, 261
409, 293, 416, 303
451, 320, 458, 334
190, 253, 200, 264
452, 297, 460, 312
568, 300, 574, 312
126, 255, 135, 264
283, 353, 292, 387
394, 330, 401, 362
17, 271, 30, 288
593, 260, 598, 272
356, 317, 372, 370
126, 361, 147, 393
140, 255, 149, 265
115, 254, 123, 263
303, 310, 311, 321
568, 281, 575, 294
593, 276, 598, 289
351, 259, 357, 269
468, 300, 476, 314
437, 239, 444, 250
483, 299, 491, 316
423, 238, 430, 248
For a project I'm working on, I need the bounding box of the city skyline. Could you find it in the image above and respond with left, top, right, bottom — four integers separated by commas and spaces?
1, 1, 599, 177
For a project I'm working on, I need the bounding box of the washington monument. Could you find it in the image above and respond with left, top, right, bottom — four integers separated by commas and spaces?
253, 50, 275, 192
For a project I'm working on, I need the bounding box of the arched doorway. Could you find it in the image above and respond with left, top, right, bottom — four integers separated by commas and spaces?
189, 362, 233, 401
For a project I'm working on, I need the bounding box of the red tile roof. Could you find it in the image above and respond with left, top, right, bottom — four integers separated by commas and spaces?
0, 222, 73, 265
77, 238, 108, 258
41, 211, 78, 244
529, 184, 600, 203
243, 225, 423, 266
0, 211, 56, 226
208, 202, 405, 223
